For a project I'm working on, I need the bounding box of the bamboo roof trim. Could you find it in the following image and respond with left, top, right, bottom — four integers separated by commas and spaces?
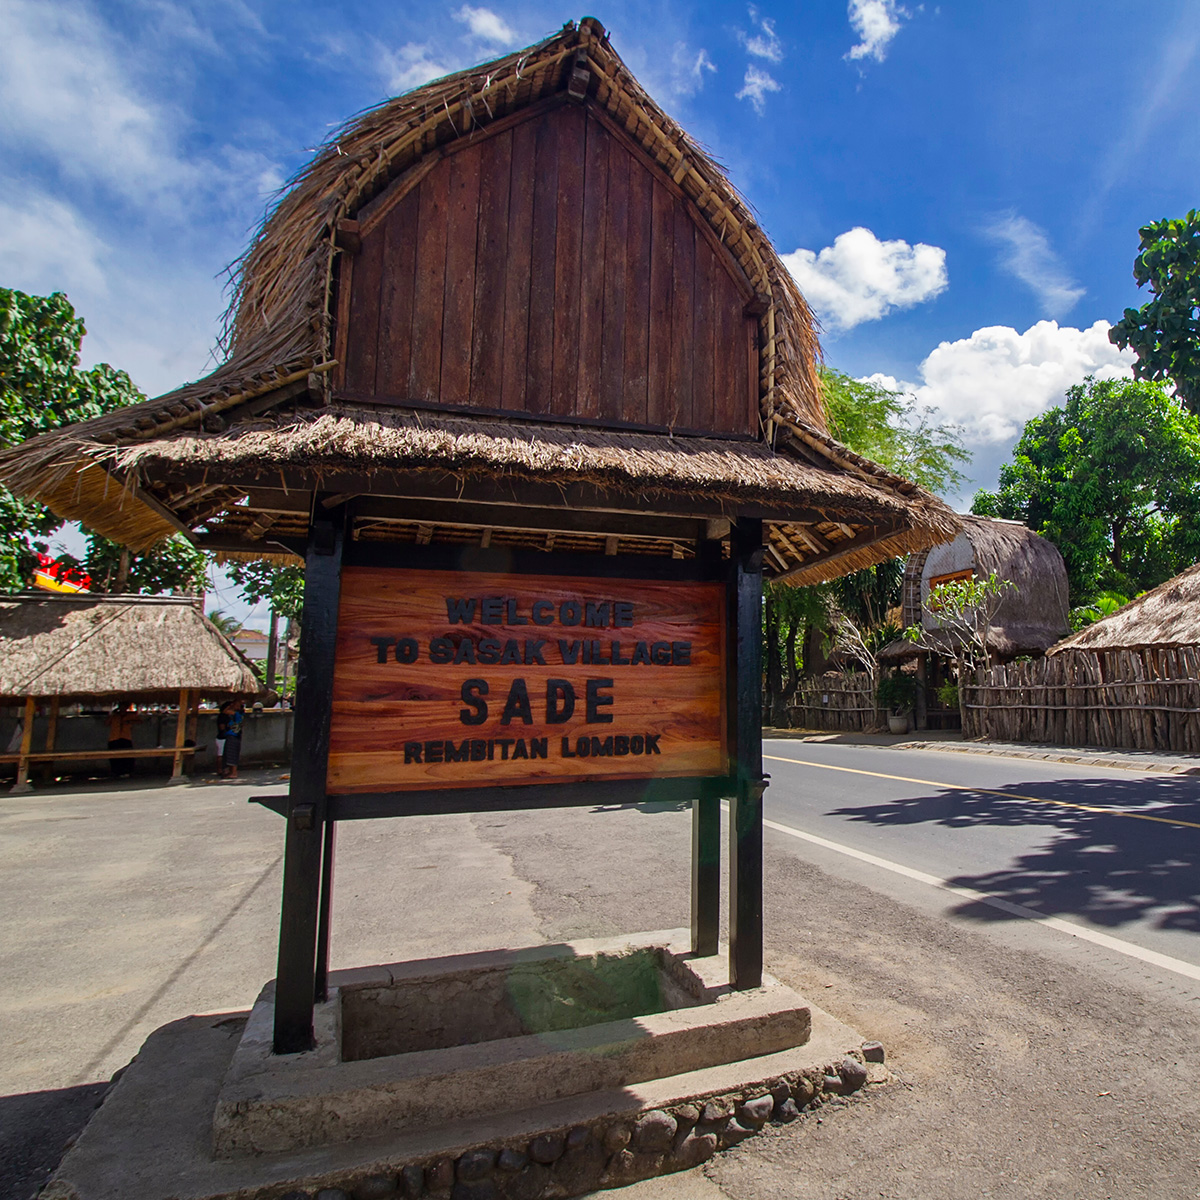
0, 594, 266, 702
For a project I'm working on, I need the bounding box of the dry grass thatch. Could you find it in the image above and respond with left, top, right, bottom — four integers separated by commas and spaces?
880, 515, 1070, 661
0, 594, 265, 702
1048, 561, 1200, 654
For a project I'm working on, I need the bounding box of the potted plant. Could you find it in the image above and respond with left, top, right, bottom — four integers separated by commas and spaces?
876, 672, 918, 734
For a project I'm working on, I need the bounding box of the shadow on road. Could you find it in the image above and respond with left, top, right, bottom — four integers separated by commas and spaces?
0, 1081, 110, 1200
830, 774, 1200, 931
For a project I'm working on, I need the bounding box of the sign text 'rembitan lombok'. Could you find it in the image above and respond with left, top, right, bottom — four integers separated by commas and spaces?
327, 566, 727, 794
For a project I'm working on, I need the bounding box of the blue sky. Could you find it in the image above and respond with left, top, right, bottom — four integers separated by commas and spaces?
2, 0, 1197, 623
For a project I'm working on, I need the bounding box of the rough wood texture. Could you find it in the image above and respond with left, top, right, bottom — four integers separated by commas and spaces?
327, 565, 727, 794
963, 647, 1200, 752
341, 103, 755, 433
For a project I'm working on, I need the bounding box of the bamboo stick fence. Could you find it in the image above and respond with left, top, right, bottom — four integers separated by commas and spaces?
962, 646, 1200, 752
787, 674, 881, 732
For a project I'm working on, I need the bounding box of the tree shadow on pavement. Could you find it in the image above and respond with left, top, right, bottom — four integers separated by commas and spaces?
830, 774, 1200, 931
0, 1081, 110, 1200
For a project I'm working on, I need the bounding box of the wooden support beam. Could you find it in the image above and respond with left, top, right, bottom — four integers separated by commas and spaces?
39, 697, 60, 785
11, 695, 35, 794
171, 688, 190, 782
274, 503, 346, 1055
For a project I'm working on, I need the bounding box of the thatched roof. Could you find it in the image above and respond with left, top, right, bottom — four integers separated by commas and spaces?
1048, 561, 1200, 655
0, 594, 265, 703
879, 515, 1070, 662
0, 18, 959, 584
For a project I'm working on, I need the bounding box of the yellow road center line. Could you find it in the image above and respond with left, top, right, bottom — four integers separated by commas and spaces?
763, 754, 1200, 832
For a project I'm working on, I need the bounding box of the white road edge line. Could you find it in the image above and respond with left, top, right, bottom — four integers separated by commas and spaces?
757, 812, 1200, 984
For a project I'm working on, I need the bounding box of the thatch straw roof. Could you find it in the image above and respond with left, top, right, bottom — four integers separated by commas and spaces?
0, 18, 959, 584
1048, 561, 1200, 655
0, 594, 265, 703
879, 515, 1070, 662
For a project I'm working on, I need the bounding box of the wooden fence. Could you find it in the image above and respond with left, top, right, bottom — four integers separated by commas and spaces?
787, 674, 881, 733
962, 646, 1200, 752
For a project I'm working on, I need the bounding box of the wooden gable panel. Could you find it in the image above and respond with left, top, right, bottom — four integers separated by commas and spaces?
339, 100, 758, 435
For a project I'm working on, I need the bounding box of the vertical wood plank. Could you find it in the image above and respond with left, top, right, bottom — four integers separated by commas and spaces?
551, 105, 586, 416
576, 113, 609, 418
525, 112, 562, 415
332, 254, 353, 392
691, 241, 716, 432
669, 202, 695, 428
344, 230, 383, 395
375, 189, 419, 399
469, 130, 512, 409
646, 180, 675, 427
501, 120, 537, 411
714, 285, 751, 433
598, 129, 628, 421
622, 160, 653, 424
440, 148, 482, 405
409, 161, 450, 401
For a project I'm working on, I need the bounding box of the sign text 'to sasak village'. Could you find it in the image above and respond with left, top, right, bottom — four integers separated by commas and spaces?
326, 567, 727, 794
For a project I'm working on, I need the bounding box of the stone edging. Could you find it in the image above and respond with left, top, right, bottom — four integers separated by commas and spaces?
901, 741, 1200, 775
257, 1044, 888, 1200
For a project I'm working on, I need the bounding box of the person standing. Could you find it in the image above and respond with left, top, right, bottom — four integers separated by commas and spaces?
221, 698, 245, 779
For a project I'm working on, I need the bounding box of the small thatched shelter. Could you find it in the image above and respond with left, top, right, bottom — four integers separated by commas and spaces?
878, 515, 1070, 727
0, 593, 263, 790
0, 18, 957, 582
1048, 561, 1200, 655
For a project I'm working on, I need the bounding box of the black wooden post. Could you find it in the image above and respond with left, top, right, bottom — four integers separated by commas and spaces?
728, 518, 765, 989
273, 502, 346, 1054
691, 537, 724, 957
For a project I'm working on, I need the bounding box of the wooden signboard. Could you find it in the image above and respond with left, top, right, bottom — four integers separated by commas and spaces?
328, 565, 727, 795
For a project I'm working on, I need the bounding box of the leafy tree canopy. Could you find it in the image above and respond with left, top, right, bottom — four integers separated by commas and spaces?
0, 288, 145, 590
971, 377, 1200, 602
1109, 210, 1200, 414
821, 367, 970, 497
226, 559, 305, 622
77, 533, 209, 595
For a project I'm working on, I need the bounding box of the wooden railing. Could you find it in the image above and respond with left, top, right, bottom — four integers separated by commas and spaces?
787, 674, 880, 732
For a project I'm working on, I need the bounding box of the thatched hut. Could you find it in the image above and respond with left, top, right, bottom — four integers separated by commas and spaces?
0, 593, 263, 790
0, 18, 957, 582
1047, 561, 1200, 655
879, 515, 1070, 727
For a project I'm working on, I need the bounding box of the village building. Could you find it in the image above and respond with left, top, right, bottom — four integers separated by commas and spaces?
0, 592, 263, 790
879, 514, 1070, 728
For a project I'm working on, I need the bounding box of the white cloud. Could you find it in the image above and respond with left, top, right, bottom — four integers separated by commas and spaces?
783, 227, 947, 330
867, 320, 1136, 447
380, 42, 461, 94
0, 191, 108, 295
736, 66, 782, 115
453, 6, 517, 47
846, 0, 908, 63
671, 45, 717, 97
740, 8, 783, 62
984, 213, 1085, 317
0, 0, 197, 203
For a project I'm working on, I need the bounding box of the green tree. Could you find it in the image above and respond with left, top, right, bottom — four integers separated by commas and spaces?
74, 532, 209, 595
821, 367, 971, 496
971, 377, 1200, 602
0, 288, 145, 589
226, 560, 305, 621
1109, 210, 1200, 414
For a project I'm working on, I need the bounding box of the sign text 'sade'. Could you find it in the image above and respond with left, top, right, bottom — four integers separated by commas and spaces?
327, 567, 727, 794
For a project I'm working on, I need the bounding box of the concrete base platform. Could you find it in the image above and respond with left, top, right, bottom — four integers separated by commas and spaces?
44, 934, 882, 1200
215, 931, 811, 1155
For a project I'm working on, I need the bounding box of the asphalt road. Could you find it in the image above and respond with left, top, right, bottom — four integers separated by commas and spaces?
761, 738, 1200, 980
8, 746, 1200, 1200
